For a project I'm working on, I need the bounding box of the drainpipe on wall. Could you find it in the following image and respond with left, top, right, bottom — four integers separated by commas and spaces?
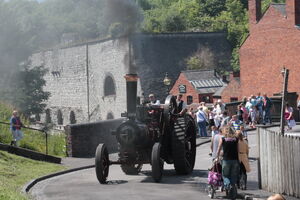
86, 44, 90, 122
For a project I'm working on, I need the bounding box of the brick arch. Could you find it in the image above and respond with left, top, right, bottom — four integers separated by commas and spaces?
103, 74, 116, 96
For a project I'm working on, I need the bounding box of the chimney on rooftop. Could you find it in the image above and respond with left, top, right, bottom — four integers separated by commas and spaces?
248, 0, 262, 32
286, 0, 300, 26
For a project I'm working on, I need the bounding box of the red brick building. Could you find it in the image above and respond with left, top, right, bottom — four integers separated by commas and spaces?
169, 70, 226, 104
239, 0, 300, 99
213, 72, 241, 103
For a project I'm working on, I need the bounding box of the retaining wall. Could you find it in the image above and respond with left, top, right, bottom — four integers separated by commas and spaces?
64, 118, 124, 157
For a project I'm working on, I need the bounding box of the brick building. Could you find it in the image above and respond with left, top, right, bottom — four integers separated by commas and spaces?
213, 72, 241, 103
239, 0, 300, 99
169, 70, 227, 104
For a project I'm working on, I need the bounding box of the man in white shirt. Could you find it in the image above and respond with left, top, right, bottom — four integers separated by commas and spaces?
196, 107, 208, 137
149, 94, 160, 106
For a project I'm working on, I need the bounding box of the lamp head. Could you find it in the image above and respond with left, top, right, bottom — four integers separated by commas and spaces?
163, 72, 171, 86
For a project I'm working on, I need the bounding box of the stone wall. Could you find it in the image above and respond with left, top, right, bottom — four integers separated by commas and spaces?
31, 33, 231, 126
31, 37, 143, 125
31, 45, 88, 124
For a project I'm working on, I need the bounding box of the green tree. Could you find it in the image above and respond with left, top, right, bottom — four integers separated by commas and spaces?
186, 47, 216, 70
15, 63, 50, 119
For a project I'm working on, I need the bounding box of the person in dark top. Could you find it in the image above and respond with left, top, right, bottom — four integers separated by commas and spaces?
217, 126, 239, 199
263, 93, 273, 125
177, 94, 187, 116
10, 110, 24, 146
237, 104, 244, 122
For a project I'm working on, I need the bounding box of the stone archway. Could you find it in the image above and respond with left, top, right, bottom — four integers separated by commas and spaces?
45, 109, 51, 124
57, 109, 63, 125
104, 75, 116, 96
70, 111, 76, 124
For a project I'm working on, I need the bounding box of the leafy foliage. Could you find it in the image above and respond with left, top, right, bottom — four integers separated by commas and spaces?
8, 62, 50, 119
186, 47, 216, 70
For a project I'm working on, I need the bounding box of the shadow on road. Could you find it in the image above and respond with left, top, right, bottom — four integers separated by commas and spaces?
106, 180, 128, 185
139, 169, 208, 184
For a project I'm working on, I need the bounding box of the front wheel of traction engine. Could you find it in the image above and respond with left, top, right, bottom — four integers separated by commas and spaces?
151, 143, 164, 182
95, 143, 109, 184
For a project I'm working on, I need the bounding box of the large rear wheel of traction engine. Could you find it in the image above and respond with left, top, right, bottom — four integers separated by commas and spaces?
151, 143, 164, 182
95, 143, 109, 184
172, 116, 196, 174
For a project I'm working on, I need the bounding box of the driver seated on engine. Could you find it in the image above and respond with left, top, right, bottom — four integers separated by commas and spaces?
148, 94, 160, 106
147, 94, 161, 115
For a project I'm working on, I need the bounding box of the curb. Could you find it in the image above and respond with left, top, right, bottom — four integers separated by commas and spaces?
23, 164, 95, 193
24, 139, 211, 193
196, 139, 211, 147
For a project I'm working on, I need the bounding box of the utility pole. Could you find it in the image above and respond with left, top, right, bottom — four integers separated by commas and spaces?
280, 68, 289, 135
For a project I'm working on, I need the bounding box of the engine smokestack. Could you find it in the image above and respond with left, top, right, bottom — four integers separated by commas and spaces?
124, 74, 138, 119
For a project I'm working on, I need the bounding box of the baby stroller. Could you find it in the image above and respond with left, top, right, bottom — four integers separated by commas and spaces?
207, 159, 223, 199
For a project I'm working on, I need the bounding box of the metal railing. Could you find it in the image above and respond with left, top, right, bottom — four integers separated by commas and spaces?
0, 121, 49, 155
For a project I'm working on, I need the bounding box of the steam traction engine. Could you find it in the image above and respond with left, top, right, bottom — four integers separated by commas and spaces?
95, 74, 197, 183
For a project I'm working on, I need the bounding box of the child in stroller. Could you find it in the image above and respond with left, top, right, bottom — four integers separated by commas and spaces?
207, 159, 223, 198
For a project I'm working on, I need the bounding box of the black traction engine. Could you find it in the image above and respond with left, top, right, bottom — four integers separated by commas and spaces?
95, 74, 197, 183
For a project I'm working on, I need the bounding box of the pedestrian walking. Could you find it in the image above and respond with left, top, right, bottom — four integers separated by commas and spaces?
216, 126, 239, 199
220, 111, 230, 128
249, 105, 257, 128
196, 106, 208, 137
237, 131, 250, 190
240, 104, 248, 124
285, 103, 296, 130
210, 126, 222, 160
10, 110, 24, 146
229, 115, 243, 131
263, 93, 273, 125
256, 92, 264, 123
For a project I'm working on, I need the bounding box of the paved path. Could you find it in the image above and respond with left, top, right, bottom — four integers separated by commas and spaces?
29, 131, 300, 200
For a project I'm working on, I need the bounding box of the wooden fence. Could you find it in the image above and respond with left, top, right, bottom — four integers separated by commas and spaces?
257, 127, 300, 197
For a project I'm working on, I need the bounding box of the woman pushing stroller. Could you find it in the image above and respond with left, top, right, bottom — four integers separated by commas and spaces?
216, 126, 240, 199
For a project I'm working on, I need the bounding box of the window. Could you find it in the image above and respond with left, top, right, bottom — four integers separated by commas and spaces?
45, 109, 51, 124
104, 75, 116, 96
57, 110, 63, 125
70, 111, 76, 124
187, 96, 193, 105
230, 97, 238, 102
296, 1, 300, 25
106, 112, 114, 120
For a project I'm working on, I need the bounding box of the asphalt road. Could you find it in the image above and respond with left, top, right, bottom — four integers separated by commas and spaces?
30, 131, 260, 200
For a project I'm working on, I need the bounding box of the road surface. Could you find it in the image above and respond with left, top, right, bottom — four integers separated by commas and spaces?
30, 132, 259, 200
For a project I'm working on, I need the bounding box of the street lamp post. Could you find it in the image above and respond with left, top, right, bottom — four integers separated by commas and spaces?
163, 72, 171, 95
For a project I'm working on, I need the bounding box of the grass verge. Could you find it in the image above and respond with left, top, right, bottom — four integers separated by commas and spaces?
0, 150, 66, 200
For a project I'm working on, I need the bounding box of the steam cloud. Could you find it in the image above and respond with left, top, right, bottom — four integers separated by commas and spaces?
0, 0, 142, 104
